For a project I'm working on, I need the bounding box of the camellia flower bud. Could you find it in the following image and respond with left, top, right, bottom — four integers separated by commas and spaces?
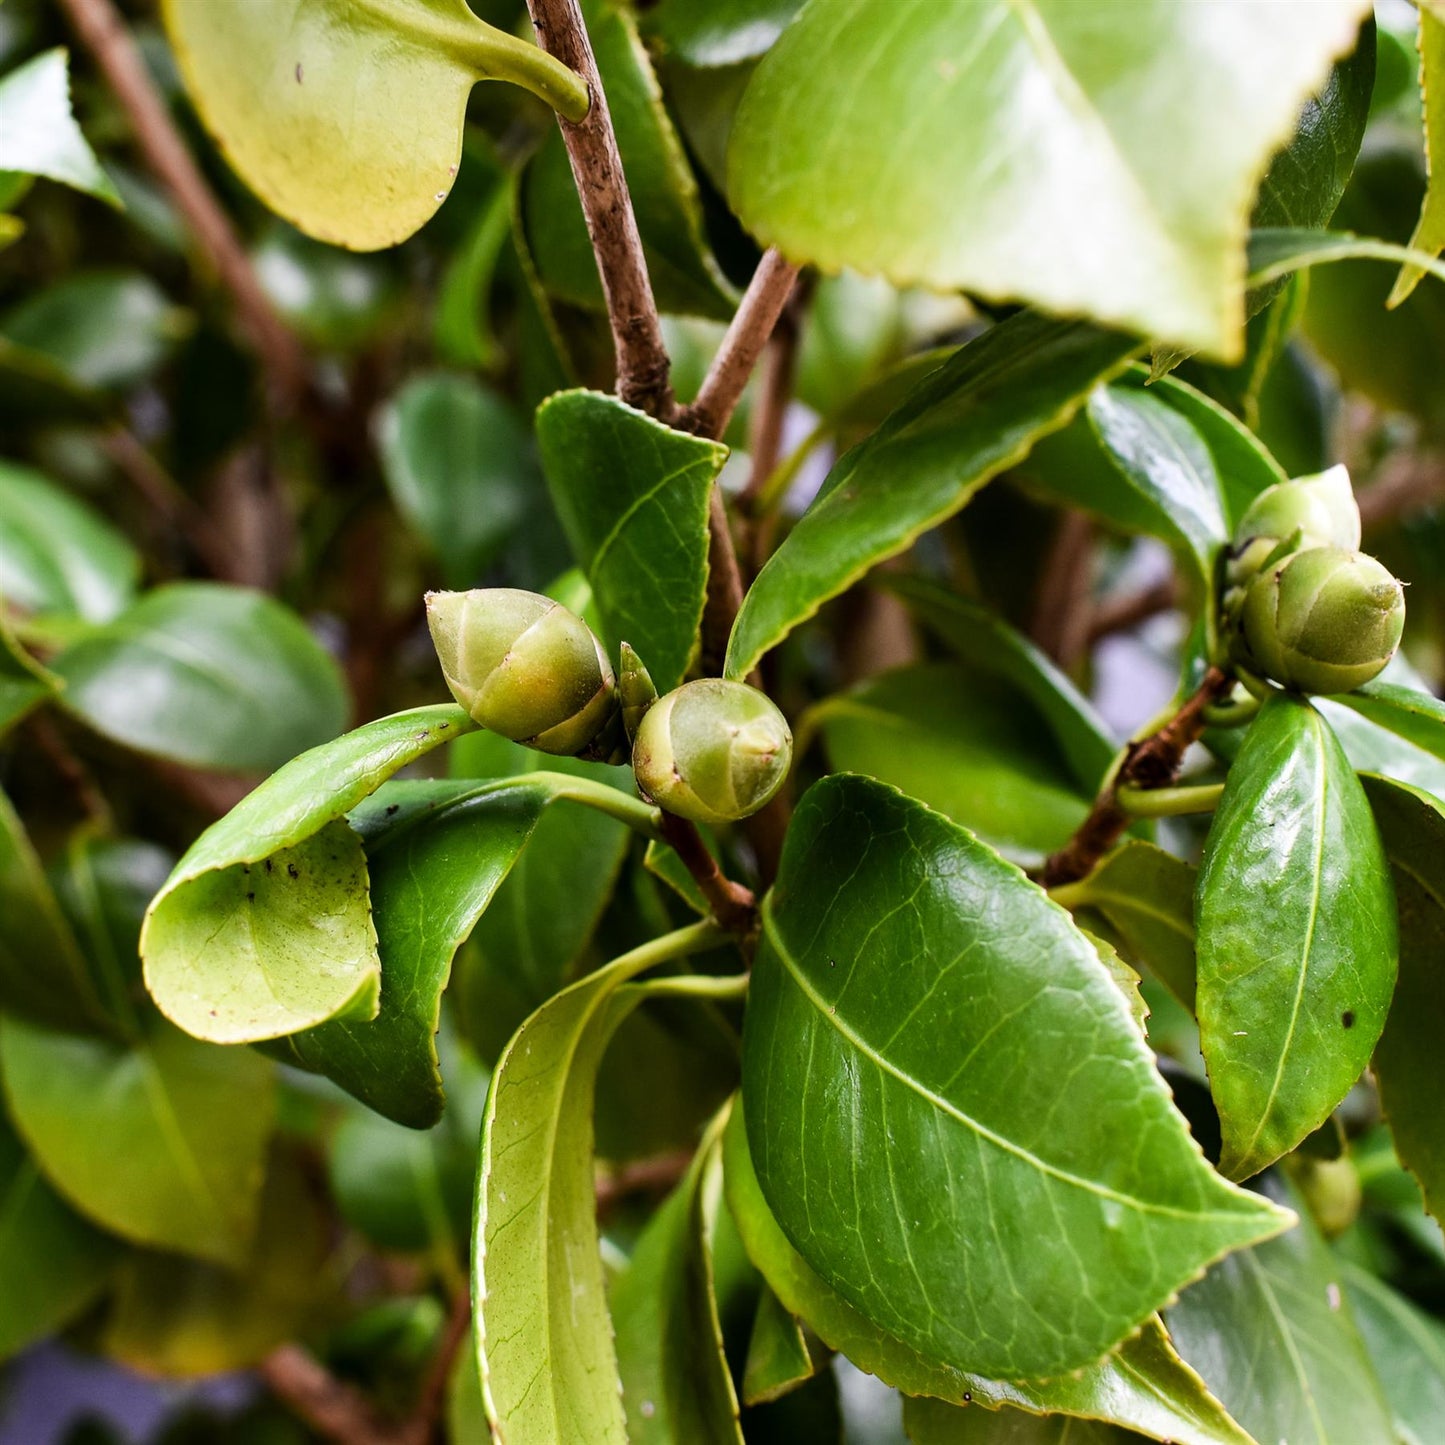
426, 588, 617, 755
1237, 545, 1406, 695
1233, 465, 1360, 553
632, 679, 792, 826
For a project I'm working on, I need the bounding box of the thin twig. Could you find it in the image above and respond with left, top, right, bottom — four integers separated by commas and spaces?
408, 1292, 473, 1445
1042, 666, 1237, 888
1358, 449, 1445, 529
524, 0, 673, 417
1086, 575, 1181, 645
260, 1345, 400, 1445
595, 1149, 695, 1218
681, 250, 800, 440
1030, 510, 1096, 670
658, 812, 757, 937
54, 0, 307, 411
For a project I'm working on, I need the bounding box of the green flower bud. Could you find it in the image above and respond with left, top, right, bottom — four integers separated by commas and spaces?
632, 679, 792, 826
1233, 464, 1360, 553
1237, 546, 1406, 694
426, 588, 617, 755
618, 642, 658, 744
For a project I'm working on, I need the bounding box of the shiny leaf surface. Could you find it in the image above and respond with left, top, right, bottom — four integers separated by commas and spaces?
0, 48, 118, 203
1197, 696, 1397, 1180
725, 313, 1138, 680
742, 774, 1287, 1380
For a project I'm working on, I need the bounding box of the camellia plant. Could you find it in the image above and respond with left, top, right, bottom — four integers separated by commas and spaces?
10, 0, 1445, 1442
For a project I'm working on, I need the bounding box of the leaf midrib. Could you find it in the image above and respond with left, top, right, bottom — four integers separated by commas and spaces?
766, 911, 1247, 1224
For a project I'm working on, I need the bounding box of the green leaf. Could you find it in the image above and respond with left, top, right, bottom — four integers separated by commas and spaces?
0, 1108, 119, 1362
521, 0, 735, 320
727, 1, 1369, 359
1359, 775, 1445, 1231
0, 609, 55, 735
1391, 9, 1445, 307
1335, 681, 1445, 765
50, 582, 349, 774
0, 787, 113, 1035
1197, 695, 1398, 1181
0, 48, 119, 204
725, 313, 1138, 681
0, 1015, 275, 1266
741, 1286, 816, 1406
903, 1400, 1138, 1443
378, 372, 536, 589
612, 1109, 743, 1444
0, 461, 140, 622
142, 705, 473, 1045
742, 774, 1288, 1381
538, 390, 725, 693
881, 578, 1115, 794
474, 921, 727, 1444
276, 776, 558, 1128
642, 0, 803, 67
101, 1151, 332, 1375
1166, 1176, 1396, 1445
804, 663, 1092, 867
1, 273, 185, 392
1315, 696, 1445, 801
160, 0, 587, 250
1247, 226, 1445, 292
1085, 386, 1229, 583
1338, 1260, 1445, 1445
720, 1105, 1254, 1445
1057, 842, 1199, 1011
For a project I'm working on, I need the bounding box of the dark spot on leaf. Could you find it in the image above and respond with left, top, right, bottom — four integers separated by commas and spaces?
295, 62, 303, 83
246, 891, 255, 902
386, 804, 400, 816
264, 858, 274, 873
287, 863, 299, 879
962, 1394, 971, 1403
1342, 1010, 1355, 1029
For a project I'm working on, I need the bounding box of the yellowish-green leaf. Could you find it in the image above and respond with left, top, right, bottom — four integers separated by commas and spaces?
1390, 8, 1445, 305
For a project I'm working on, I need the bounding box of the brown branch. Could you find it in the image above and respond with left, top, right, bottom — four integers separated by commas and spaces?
1030, 510, 1096, 670
261, 1345, 400, 1445
524, 0, 673, 418
659, 812, 757, 937
681, 250, 801, 441
408, 1292, 473, 1445
1358, 449, 1445, 529
595, 1149, 695, 1219
1042, 666, 1237, 888
1086, 575, 1181, 645
55, 0, 307, 412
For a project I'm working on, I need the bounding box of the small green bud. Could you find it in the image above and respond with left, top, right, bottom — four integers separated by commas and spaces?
632, 679, 792, 826
1237, 546, 1406, 694
1233, 464, 1360, 553
618, 642, 658, 744
426, 588, 617, 755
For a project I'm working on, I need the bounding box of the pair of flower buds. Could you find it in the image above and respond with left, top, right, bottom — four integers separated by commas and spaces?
1221, 465, 1405, 695
426, 589, 792, 825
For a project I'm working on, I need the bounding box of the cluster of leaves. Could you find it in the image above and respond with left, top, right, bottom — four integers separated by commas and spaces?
8, 1, 1445, 1444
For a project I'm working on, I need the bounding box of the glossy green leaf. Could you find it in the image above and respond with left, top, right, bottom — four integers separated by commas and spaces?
642, 0, 802, 67
521, 0, 735, 320
1360, 775, 1445, 1230
161, 0, 586, 251
1057, 843, 1199, 1011
0, 788, 113, 1035
805, 663, 1092, 867
728, 1, 1368, 359
276, 777, 558, 1128
0, 461, 139, 622
1085, 386, 1229, 582
0, 610, 55, 735
0, 1108, 119, 1362
474, 922, 727, 1444
0, 48, 118, 204
1338, 1260, 1445, 1445
538, 390, 724, 693
50, 582, 348, 775
741, 1286, 816, 1406
1246, 226, 1445, 292
612, 1110, 743, 1444
725, 314, 1138, 681
101, 1152, 331, 1375
1391, 10, 1445, 306
1197, 695, 1397, 1181
1, 273, 184, 392
1336, 681, 1445, 764
881, 578, 1114, 794
1315, 696, 1445, 801
794, 273, 906, 423
903, 1400, 1138, 1444
378, 372, 535, 589
720, 1105, 1253, 1445
142, 705, 473, 1045
1166, 1176, 1396, 1445
0, 1015, 275, 1266
742, 774, 1288, 1380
